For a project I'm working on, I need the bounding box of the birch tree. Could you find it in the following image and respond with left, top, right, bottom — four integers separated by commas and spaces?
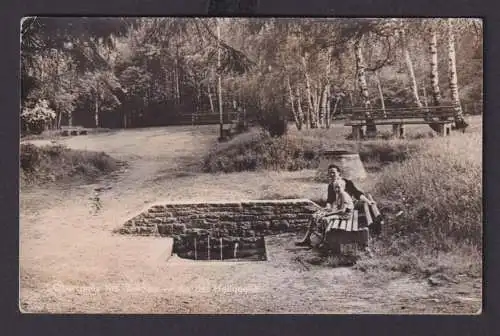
447, 19, 468, 130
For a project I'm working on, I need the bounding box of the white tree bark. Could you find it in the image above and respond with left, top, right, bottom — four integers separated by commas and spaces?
296, 86, 307, 129
447, 19, 465, 121
94, 93, 99, 128
207, 84, 215, 114
302, 53, 317, 128
429, 28, 442, 106
354, 37, 376, 135
286, 75, 302, 130
217, 18, 224, 134
354, 38, 371, 109
375, 70, 386, 117
320, 85, 329, 127
401, 30, 423, 108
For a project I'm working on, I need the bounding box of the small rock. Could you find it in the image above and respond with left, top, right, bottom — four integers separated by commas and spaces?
428, 277, 442, 287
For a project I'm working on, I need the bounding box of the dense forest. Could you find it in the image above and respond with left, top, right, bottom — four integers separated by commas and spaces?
20, 17, 483, 134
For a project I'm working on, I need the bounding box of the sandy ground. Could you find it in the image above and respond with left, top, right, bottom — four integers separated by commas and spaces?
19, 126, 482, 314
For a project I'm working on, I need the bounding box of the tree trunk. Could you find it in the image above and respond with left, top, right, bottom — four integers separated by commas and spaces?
375, 70, 386, 117
296, 87, 307, 129
57, 111, 62, 129
174, 37, 181, 105
314, 87, 321, 128
326, 88, 332, 129
354, 37, 376, 135
320, 85, 329, 128
401, 30, 423, 108
354, 39, 371, 109
207, 84, 215, 115
332, 96, 340, 120
429, 28, 442, 107
422, 86, 429, 107
302, 54, 316, 128
428, 27, 444, 133
217, 19, 224, 137
447, 19, 468, 130
325, 49, 332, 129
123, 111, 127, 128
94, 94, 99, 128
287, 76, 302, 130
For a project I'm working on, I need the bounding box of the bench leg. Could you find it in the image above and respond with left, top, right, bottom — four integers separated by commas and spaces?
365, 124, 377, 138
351, 126, 362, 140
437, 123, 452, 136
444, 123, 452, 136
392, 124, 405, 138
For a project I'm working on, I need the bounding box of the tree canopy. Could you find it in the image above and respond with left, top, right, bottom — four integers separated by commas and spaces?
20, 17, 483, 131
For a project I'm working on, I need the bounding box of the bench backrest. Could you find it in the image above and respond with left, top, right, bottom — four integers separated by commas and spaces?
344, 106, 457, 121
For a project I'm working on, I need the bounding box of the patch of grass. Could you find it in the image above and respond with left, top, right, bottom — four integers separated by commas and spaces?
373, 133, 482, 250
20, 143, 124, 187
355, 239, 482, 281
360, 132, 482, 278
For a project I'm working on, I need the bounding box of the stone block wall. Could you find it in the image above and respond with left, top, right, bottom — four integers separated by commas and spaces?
119, 199, 321, 237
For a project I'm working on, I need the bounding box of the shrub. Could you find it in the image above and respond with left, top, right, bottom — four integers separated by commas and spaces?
373, 134, 482, 250
21, 100, 56, 135
20, 143, 41, 171
257, 109, 288, 138
20, 143, 123, 186
202, 131, 321, 173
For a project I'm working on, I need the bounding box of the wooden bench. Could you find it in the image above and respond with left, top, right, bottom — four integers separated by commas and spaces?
312, 195, 383, 253
218, 123, 234, 141
344, 106, 457, 139
219, 119, 247, 141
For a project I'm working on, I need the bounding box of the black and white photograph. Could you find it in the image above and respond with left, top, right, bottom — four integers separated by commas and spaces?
19, 17, 483, 314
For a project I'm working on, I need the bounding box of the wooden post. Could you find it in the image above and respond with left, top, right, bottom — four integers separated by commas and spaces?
422, 86, 429, 108
194, 237, 197, 260
352, 125, 363, 140
234, 242, 239, 259
207, 236, 210, 260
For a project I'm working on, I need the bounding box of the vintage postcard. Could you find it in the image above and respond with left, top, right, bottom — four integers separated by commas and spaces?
19, 17, 482, 314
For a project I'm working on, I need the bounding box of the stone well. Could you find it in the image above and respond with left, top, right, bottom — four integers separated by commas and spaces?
119, 199, 321, 237
118, 199, 321, 260
317, 150, 367, 182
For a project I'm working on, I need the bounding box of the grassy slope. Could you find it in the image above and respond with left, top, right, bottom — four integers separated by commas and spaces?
202, 117, 483, 277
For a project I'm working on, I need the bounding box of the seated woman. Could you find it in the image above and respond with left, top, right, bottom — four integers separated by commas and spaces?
296, 164, 380, 247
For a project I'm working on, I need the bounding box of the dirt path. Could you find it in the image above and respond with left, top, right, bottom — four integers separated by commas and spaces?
19, 126, 482, 314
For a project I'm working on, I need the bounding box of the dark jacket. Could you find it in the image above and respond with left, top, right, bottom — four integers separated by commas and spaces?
326, 178, 364, 205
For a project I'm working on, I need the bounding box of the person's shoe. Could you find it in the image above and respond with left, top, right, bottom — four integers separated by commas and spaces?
295, 239, 311, 247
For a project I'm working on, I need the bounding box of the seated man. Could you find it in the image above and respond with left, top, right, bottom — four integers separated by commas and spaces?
296, 164, 381, 247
